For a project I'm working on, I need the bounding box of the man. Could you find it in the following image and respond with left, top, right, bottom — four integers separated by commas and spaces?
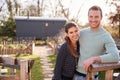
74, 5, 119, 80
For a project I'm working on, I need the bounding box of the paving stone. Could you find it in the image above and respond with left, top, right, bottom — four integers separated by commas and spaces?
44, 78, 52, 80
33, 45, 54, 80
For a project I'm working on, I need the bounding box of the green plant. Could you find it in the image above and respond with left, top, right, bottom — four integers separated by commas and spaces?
7, 44, 16, 49
48, 54, 56, 68
99, 71, 105, 80
35, 40, 46, 45
31, 57, 44, 80
0, 17, 16, 37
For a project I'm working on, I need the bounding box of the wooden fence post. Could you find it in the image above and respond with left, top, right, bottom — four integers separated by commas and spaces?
32, 42, 35, 54
105, 70, 113, 80
20, 60, 28, 80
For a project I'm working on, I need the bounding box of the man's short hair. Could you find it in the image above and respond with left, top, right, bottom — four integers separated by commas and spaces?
88, 5, 103, 17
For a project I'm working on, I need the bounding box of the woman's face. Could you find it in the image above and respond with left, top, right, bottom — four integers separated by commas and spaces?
67, 26, 79, 42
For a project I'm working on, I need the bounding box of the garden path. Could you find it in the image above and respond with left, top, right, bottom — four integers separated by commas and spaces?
34, 45, 54, 80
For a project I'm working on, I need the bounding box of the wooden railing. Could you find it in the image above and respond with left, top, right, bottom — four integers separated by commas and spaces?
0, 56, 34, 80
86, 61, 120, 80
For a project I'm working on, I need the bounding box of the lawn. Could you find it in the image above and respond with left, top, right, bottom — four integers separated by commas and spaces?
48, 53, 56, 68
31, 56, 44, 80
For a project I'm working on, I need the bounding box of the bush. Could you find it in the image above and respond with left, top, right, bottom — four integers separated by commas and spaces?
0, 17, 16, 37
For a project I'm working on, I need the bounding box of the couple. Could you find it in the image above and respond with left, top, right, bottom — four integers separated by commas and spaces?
52, 5, 119, 80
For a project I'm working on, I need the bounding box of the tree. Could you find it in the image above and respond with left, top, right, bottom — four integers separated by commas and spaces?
14, 0, 20, 15
0, 17, 16, 37
5, 0, 20, 17
0, 0, 23, 37
107, 0, 120, 38
6, 0, 13, 18
0, 3, 5, 12
27, 5, 37, 16
42, 0, 87, 23
0, 0, 19, 37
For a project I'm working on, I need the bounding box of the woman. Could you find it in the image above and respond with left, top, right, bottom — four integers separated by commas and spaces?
52, 22, 80, 80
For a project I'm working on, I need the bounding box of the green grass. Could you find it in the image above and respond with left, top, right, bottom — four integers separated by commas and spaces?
31, 56, 44, 80
99, 71, 105, 80
48, 53, 56, 68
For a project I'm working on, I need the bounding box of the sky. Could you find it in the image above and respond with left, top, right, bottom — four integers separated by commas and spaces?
64, 0, 109, 24
0, 0, 119, 25
18, 0, 118, 25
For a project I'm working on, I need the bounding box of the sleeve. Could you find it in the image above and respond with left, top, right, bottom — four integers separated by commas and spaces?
100, 33, 119, 63
53, 44, 67, 80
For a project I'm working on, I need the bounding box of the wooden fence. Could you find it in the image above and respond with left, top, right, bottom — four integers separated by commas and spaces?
0, 56, 34, 80
86, 61, 120, 80
0, 38, 35, 55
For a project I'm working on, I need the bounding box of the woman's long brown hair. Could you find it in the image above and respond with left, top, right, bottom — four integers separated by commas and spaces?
64, 22, 79, 58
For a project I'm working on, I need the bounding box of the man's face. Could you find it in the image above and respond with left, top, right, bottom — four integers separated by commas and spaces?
88, 10, 102, 30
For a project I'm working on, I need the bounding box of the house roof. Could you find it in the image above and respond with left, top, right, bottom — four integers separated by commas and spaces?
14, 16, 67, 21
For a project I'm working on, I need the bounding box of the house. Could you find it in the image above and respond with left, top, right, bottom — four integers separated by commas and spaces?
15, 16, 66, 39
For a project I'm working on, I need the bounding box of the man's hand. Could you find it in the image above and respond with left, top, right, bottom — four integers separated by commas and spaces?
83, 57, 101, 72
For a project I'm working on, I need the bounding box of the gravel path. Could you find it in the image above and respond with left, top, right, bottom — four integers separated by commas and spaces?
33, 45, 54, 80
